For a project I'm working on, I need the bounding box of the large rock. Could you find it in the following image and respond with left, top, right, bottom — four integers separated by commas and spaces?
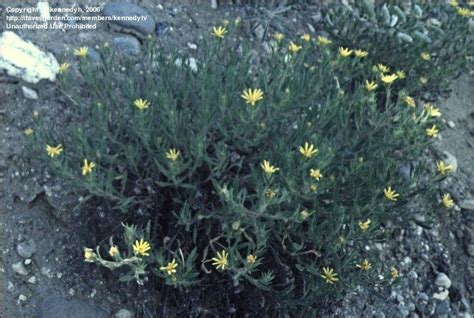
36, 297, 108, 318
113, 36, 141, 56
0, 31, 59, 83
103, 2, 156, 37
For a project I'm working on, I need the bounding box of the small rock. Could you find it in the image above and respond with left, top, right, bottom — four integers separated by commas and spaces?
7, 281, 14, 293
435, 272, 451, 289
187, 57, 197, 72
18, 294, 27, 303
187, 42, 197, 50
398, 304, 410, 317
113, 36, 141, 56
211, 0, 218, 9
24, 259, 32, 265
12, 261, 29, 276
87, 47, 102, 65
16, 239, 36, 258
41, 266, 54, 278
440, 151, 458, 173
466, 244, 474, 257
459, 199, 474, 211
103, 2, 156, 37
21, 86, 38, 100
399, 164, 411, 181
254, 24, 265, 40
0, 31, 59, 83
36, 297, 108, 318
433, 290, 449, 301
28, 276, 37, 284
446, 120, 455, 128
37, 1, 51, 20
114, 308, 134, 318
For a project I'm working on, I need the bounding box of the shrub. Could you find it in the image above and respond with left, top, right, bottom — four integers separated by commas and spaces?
29, 2, 468, 314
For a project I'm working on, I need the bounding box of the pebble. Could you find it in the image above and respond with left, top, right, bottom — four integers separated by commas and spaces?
446, 120, 455, 128
254, 24, 265, 40
113, 36, 141, 56
187, 42, 197, 50
433, 290, 449, 301
28, 276, 37, 284
398, 303, 410, 317
12, 261, 29, 276
459, 199, 474, 211
435, 272, 452, 289
41, 266, 54, 278
16, 239, 36, 258
7, 281, 14, 292
37, 1, 51, 20
21, 86, 39, 100
440, 151, 458, 173
114, 308, 134, 318
466, 244, 474, 257
103, 2, 156, 37
18, 294, 27, 303
211, 0, 218, 9
187, 57, 198, 72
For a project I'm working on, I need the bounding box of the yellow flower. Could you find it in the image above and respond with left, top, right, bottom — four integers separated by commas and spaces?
82, 159, 96, 176
396, 70, 406, 79
288, 41, 302, 54
358, 219, 371, 231
449, 0, 458, 6
211, 26, 227, 38
166, 148, 180, 161
457, 7, 470, 16
419, 76, 428, 85
436, 161, 454, 175
376, 63, 390, 73
390, 267, 399, 279
299, 142, 318, 158
109, 245, 119, 257
356, 259, 372, 271
74, 47, 88, 58
246, 254, 257, 264
365, 80, 378, 92
441, 193, 454, 208
301, 33, 311, 42
222, 19, 230, 26
160, 258, 178, 276
241, 88, 264, 106
339, 47, 353, 57
354, 49, 368, 58
317, 35, 332, 45
24, 128, 34, 136
404, 96, 416, 108
46, 144, 63, 158
261, 160, 279, 176
133, 98, 150, 110
421, 52, 431, 61
321, 267, 339, 284
310, 184, 318, 192
423, 103, 441, 117
381, 74, 398, 85
273, 32, 285, 42
384, 186, 400, 201
133, 239, 151, 257
265, 188, 276, 198
58, 62, 70, 74
84, 248, 96, 262
426, 125, 439, 138
211, 250, 229, 270
309, 168, 323, 181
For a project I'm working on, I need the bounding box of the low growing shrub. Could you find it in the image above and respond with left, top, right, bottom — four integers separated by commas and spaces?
28, 2, 469, 314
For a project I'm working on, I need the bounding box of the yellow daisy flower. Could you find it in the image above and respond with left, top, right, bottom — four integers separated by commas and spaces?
321, 267, 339, 284
265, 188, 276, 198
354, 49, 368, 58
426, 125, 439, 137
356, 259, 372, 271
419, 76, 428, 85
211, 250, 229, 270
211, 26, 227, 38
376, 64, 390, 73
339, 47, 353, 57
390, 267, 399, 279
421, 52, 431, 61
133, 98, 150, 110
166, 148, 180, 161
160, 258, 178, 276
436, 161, 454, 175
24, 128, 34, 136
309, 168, 323, 181
261, 160, 279, 176
423, 103, 441, 117
46, 144, 63, 158
74, 47, 88, 58
273, 32, 285, 42
301, 33, 311, 42
316, 35, 332, 45
381, 74, 398, 85
383, 186, 400, 201
133, 239, 151, 257
359, 219, 371, 231
241, 88, 264, 106
58, 62, 70, 74
365, 80, 378, 91
288, 41, 302, 54
404, 96, 416, 108
457, 7, 470, 16
441, 193, 454, 208
299, 142, 318, 158
108, 245, 119, 257
396, 70, 406, 79
84, 248, 96, 262
81, 159, 96, 176
246, 254, 257, 264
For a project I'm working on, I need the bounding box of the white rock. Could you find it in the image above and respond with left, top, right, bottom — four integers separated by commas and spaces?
187, 57, 198, 72
446, 120, 455, 128
187, 42, 197, 50
21, 86, 39, 100
37, 1, 51, 20
433, 290, 449, 300
12, 261, 29, 276
211, 0, 218, 9
0, 31, 59, 83
114, 308, 134, 318
435, 272, 451, 289
28, 276, 37, 284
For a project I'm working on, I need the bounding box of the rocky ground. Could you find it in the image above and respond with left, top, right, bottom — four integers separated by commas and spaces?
1, 1, 473, 317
